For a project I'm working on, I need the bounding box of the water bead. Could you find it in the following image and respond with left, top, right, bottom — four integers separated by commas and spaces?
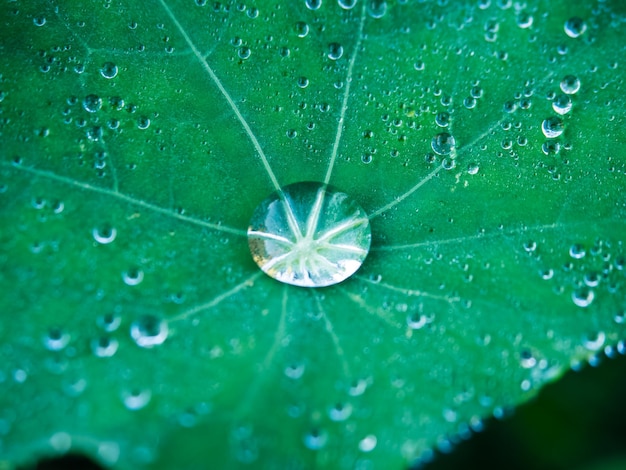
130, 315, 169, 348
564, 17, 587, 38
560, 75, 581, 95
431, 132, 456, 156
100, 62, 118, 79
541, 116, 564, 139
247, 182, 371, 288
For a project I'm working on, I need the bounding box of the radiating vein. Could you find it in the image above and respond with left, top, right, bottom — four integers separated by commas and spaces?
373, 222, 587, 252
4, 162, 247, 236
314, 293, 351, 379
339, 287, 403, 329
157, 0, 281, 193
168, 272, 261, 323
324, 3, 367, 185
356, 275, 460, 304
369, 164, 443, 219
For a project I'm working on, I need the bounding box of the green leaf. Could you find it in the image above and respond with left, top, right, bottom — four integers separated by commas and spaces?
1, 0, 624, 468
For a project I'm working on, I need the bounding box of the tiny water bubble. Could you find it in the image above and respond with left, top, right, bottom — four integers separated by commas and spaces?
541, 116, 564, 138
367, 0, 387, 19
564, 17, 587, 38
583, 331, 606, 351
137, 117, 151, 130
569, 243, 586, 259
295, 21, 309, 38
97, 312, 122, 332
130, 315, 168, 348
359, 434, 377, 452
520, 350, 537, 368
552, 94, 572, 115
406, 313, 432, 330
284, 363, 305, 379
100, 62, 118, 79
435, 112, 450, 128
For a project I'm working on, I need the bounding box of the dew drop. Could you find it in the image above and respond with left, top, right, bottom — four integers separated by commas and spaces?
122, 388, 152, 410
560, 75, 581, 95
327, 42, 344, 60
338, 0, 357, 9
83, 94, 102, 113
583, 331, 605, 351
541, 116, 564, 138
572, 288, 594, 308
295, 21, 310, 38
359, 434, 377, 452
564, 17, 587, 38
305, 0, 322, 10
569, 243, 586, 259
431, 132, 456, 156
123, 268, 144, 286
130, 315, 168, 348
100, 62, 118, 79
44, 327, 70, 351
520, 350, 537, 369
406, 313, 432, 330
552, 94, 572, 115
248, 182, 371, 288
91, 336, 119, 357
97, 312, 122, 332
304, 429, 327, 450
367, 0, 387, 19
329, 402, 353, 421
92, 226, 117, 244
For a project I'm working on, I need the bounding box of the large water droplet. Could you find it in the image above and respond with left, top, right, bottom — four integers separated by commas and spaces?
248, 182, 371, 288
130, 315, 168, 348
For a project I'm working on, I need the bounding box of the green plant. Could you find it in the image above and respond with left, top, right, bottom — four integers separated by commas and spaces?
1, 0, 624, 468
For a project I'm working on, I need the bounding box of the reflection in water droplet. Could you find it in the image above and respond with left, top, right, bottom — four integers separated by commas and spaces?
367, 0, 387, 19
583, 331, 605, 351
541, 116, 564, 138
569, 243, 586, 259
338, 0, 357, 9
564, 17, 587, 38
97, 312, 122, 332
130, 315, 168, 348
248, 182, 371, 288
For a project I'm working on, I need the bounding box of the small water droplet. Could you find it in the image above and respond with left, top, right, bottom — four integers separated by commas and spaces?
367, 0, 387, 19
552, 94, 572, 115
329, 402, 353, 421
572, 288, 594, 307
338, 0, 357, 9
295, 21, 310, 38
327, 42, 344, 60
100, 62, 118, 79
304, 429, 327, 450
248, 182, 371, 288
564, 17, 587, 38
130, 315, 168, 348
431, 132, 456, 156
91, 336, 119, 357
583, 331, 605, 351
541, 116, 564, 138
359, 434, 377, 452
93, 226, 117, 244
406, 313, 432, 330
569, 243, 586, 259
123, 268, 144, 286
284, 363, 305, 379
83, 94, 102, 113
97, 312, 122, 332
44, 327, 70, 351
560, 75, 581, 95
520, 350, 537, 368
122, 388, 152, 410
305, 0, 322, 10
